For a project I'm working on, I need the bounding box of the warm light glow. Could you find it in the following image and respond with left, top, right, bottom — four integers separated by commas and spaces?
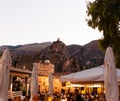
66, 82, 84, 87
87, 84, 101, 88
27, 83, 29, 96
10, 83, 12, 93
48, 96, 52, 101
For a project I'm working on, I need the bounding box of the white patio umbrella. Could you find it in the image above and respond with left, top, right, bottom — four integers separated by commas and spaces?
0, 48, 12, 101
48, 73, 53, 96
104, 46, 119, 101
30, 63, 39, 100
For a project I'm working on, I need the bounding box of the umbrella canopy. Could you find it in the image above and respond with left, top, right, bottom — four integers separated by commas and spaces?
0, 48, 12, 101
60, 65, 120, 83
104, 46, 119, 101
30, 63, 39, 98
48, 73, 53, 96
61, 65, 104, 83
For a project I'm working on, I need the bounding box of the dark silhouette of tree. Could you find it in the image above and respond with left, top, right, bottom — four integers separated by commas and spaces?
86, 0, 120, 67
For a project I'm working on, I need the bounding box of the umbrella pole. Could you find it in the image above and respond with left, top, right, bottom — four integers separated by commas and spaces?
102, 82, 105, 101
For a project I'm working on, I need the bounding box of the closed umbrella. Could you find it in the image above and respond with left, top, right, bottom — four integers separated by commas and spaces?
48, 73, 53, 101
48, 73, 53, 96
30, 63, 39, 100
104, 46, 119, 101
0, 48, 12, 101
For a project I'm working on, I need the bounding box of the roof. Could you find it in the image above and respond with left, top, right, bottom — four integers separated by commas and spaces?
10, 67, 32, 74
10, 67, 32, 78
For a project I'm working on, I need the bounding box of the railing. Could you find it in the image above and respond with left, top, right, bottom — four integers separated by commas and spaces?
8, 91, 22, 99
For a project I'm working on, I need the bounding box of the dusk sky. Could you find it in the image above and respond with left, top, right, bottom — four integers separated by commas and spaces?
0, 0, 103, 46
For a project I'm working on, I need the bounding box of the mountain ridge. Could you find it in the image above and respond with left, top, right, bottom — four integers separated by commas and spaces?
0, 40, 105, 72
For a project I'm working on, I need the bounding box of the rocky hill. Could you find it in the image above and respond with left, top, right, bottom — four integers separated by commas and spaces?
39, 39, 80, 72
0, 40, 105, 73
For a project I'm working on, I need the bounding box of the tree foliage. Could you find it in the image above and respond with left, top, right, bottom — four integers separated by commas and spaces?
86, 0, 120, 67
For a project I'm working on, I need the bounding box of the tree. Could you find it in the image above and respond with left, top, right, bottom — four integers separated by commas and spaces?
86, 0, 120, 67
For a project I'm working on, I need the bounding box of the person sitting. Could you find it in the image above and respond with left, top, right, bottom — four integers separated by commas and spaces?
14, 96, 21, 101
24, 96, 30, 101
31, 95, 39, 101
75, 89, 83, 101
